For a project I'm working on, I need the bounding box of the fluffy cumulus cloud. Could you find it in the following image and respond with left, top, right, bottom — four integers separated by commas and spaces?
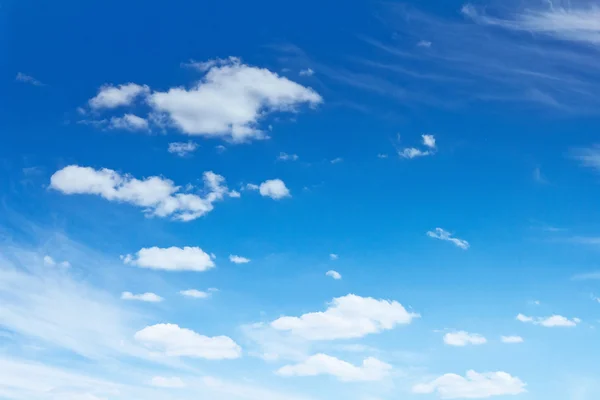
88, 83, 149, 110
148, 57, 322, 142
50, 166, 238, 221
443, 331, 487, 347
399, 134, 437, 159
326, 270, 342, 280
150, 376, 185, 388
109, 114, 149, 131
427, 228, 470, 250
134, 323, 241, 359
168, 141, 198, 157
277, 354, 391, 382
122, 246, 215, 272
516, 313, 580, 327
121, 292, 163, 302
501, 336, 524, 344
247, 179, 291, 199
413, 370, 526, 399
229, 255, 251, 264
270, 294, 419, 340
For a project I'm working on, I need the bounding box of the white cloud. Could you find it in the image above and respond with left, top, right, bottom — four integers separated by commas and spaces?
443, 331, 487, 347
168, 141, 198, 157
377, 153, 388, 159
571, 145, 600, 171
148, 57, 322, 142
417, 40, 432, 48
276, 354, 391, 382
422, 134, 436, 149
121, 292, 163, 303
270, 294, 419, 340
50, 166, 238, 221
180, 289, 210, 299
413, 370, 526, 399
16, 72, 44, 86
326, 270, 342, 280
501, 336, 524, 344
229, 255, 251, 264
330, 157, 343, 164
258, 179, 291, 200
150, 376, 185, 388
134, 323, 241, 359
399, 148, 431, 159
462, 3, 600, 47
88, 83, 149, 110
329, 253, 339, 260
109, 114, 149, 131
277, 152, 299, 161
427, 228, 470, 250
299, 68, 315, 76
43, 255, 70, 268
122, 246, 214, 272
516, 313, 580, 327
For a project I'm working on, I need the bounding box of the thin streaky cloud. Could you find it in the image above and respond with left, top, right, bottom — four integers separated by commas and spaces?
16, 72, 45, 86
426, 228, 469, 249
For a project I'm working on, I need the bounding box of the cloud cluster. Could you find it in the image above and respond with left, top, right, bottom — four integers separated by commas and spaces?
50, 166, 238, 221
400, 134, 437, 159
413, 370, 526, 399
151, 58, 322, 141
247, 179, 291, 200
134, 323, 241, 359
121, 292, 163, 302
270, 294, 419, 340
122, 246, 215, 272
443, 331, 486, 347
277, 354, 391, 381
516, 313, 580, 327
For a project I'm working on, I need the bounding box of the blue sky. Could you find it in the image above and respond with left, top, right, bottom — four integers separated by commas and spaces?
2, 0, 600, 399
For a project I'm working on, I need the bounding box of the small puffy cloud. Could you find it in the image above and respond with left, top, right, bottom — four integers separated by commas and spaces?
43, 255, 70, 268
277, 354, 391, 382
427, 228, 470, 250
168, 141, 198, 157
88, 83, 149, 110
413, 370, 526, 399
122, 246, 214, 272
150, 376, 185, 388
229, 255, 250, 264
443, 331, 487, 347
417, 40, 432, 48
134, 323, 241, 359
399, 148, 431, 159
277, 152, 299, 161
50, 166, 237, 221
258, 179, 291, 199
149, 57, 322, 142
271, 294, 419, 340
329, 253, 339, 260
422, 134, 436, 149
215, 144, 227, 153
326, 270, 342, 280
16, 72, 44, 86
121, 292, 163, 303
501, 336, 524, 344
330, 157, 343, 164
180, 289, 210, 299
377, 153, 388, 159
109, 114, 149, 131
299, 68, 315, 76
516, 313, 580, 327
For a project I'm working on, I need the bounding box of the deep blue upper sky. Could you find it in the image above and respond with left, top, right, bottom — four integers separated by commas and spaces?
1, 0, 600, 399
